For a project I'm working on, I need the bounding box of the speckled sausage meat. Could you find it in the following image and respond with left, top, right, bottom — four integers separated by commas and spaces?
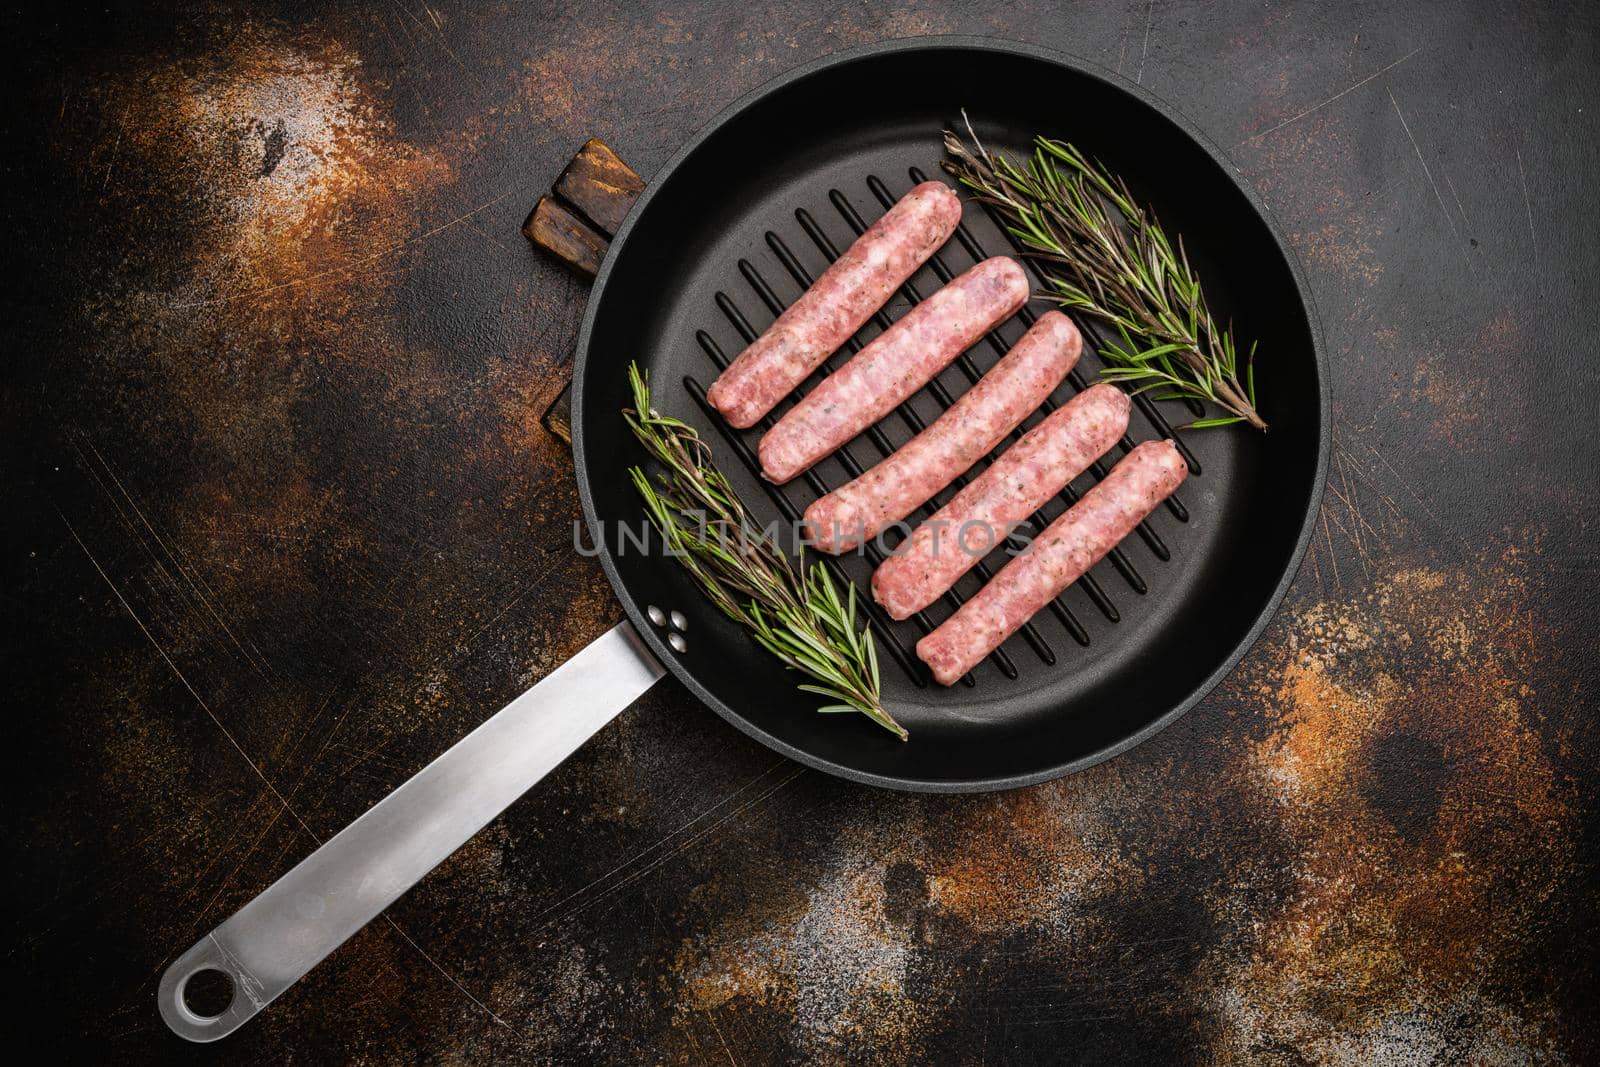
759, 257, 1028, 483
871, 383, 1132, 621
802, 310, 1083, 554
916, 440, 1188, 685
706, 181, 962, 429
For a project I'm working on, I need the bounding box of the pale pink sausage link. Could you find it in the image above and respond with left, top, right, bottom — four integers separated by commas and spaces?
916, 440, 1189, 686
872, 383, 1132, 621
706, 181, 962, 429
759, 257, 1028, 483
802, 311, 1082, 554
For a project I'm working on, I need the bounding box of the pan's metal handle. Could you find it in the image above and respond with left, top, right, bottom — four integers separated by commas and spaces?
157, 621, 666, 1042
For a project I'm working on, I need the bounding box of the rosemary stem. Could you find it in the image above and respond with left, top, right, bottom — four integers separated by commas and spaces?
623, 364, 905, 741
1215, 379, 1267, 431
944, 119, 1268, 433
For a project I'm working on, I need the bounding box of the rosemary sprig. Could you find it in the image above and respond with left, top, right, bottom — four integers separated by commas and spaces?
944, 118, 1266, 431
622, 364, 904, 741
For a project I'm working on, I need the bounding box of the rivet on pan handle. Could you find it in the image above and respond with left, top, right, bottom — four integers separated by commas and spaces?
158, 622, 666, 1042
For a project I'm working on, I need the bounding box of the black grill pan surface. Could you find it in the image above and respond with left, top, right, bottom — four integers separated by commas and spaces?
573, 37, 1329, 791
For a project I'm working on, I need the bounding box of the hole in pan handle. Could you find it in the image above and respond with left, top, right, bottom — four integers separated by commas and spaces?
157, 622, 666, 1042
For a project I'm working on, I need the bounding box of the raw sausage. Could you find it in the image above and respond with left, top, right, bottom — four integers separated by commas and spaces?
759, 257, 1028, 483
803, 309, 1080, 553
872, 383, 1131, 620
707, 181, 962, 429
803, 310, 1082, 554
916, 440, 1188, 686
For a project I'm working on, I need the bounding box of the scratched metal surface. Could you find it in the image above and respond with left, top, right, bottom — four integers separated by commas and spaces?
6, 1, 1599, 1062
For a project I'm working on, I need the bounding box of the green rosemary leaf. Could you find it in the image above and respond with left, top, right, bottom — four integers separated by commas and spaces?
864, 623, 881, 692
1247, 341, 1259, 406
624, 364, 904, 740
797, 683, 858, 703
945, 117, 1268, 432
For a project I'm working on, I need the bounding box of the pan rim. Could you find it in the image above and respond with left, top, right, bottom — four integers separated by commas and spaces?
572, 34, 1331, 793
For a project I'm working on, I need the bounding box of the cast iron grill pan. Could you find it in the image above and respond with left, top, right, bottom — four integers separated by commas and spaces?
575, 39, 1327, 791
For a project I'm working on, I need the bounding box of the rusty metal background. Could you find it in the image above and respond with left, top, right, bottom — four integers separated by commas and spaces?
6, 1, 1598, 1062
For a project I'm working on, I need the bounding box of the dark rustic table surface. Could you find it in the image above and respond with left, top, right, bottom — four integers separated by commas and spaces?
8, 1, 1599, 1062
